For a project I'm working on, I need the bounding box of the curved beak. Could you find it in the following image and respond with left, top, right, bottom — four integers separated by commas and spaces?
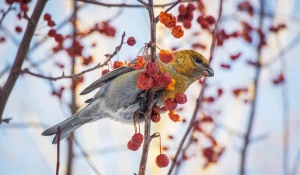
203, 66, 214, 77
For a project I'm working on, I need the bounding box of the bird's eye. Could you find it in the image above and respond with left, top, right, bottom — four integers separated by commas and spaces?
195, 58, 202, 64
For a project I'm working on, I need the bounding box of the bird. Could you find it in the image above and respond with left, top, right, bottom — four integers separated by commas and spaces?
42, 50, 214, 144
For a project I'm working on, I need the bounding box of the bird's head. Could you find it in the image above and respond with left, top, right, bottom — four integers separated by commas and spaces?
170, 50, 214, 81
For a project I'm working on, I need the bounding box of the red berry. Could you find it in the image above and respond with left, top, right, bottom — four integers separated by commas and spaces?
54, 34, 63, 43
0, 37, 6, 43
164, 98, 177, 110
5, 0, 14, 5
217, 88, 223, 97
20, 3, 28, 12
230, 52, 242, 60
186, 3, 196, 13
220, 63, 231, 69
156, 154, 169, 168
43, 13, 51, 21
48, 29, 56, 37
132, 133, 144, 145
136, 72, 153, 90
204, 96, 215, 103
126, 36, 136, 46
157, 72, 172, 88
146, 62, 158, 78
102, 69, 110, 76
47, 20, 55, 27
178, 5, 187, 15
151, 113, 161, 123
184, 13, 193, 21
17, 13, 22, 20
206, 15, 216, 24
15, 26, 22, 33
183, 20, 192, 29
127, 141, 139, 151
177, 14, 185, 22
175, 93, 187, 104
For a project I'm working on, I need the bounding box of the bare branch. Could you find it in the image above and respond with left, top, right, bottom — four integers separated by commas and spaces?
56, 126, 61, 175
138, 0, 156, 174
0, 0, 48, 123
0, 5, 15, 27
239, 0, 265, 174
19, 32, 126, 81
77, 0, 184, 8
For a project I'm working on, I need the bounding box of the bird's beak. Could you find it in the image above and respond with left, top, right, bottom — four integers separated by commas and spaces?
202, 66, 214, 77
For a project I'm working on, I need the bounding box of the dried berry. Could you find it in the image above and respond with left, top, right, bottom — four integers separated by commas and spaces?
171, 25, 184, 38
175, 93, 187, 104
136, 72, 153, 90
164, 98, 177, 110
132, 56, 145, 70
157, 72, 172, 88
102, 69, 110, 76
113, 61, 124, 69
146, 62, 158, 77
159, 50, 174, 64
151, 113, 161, 123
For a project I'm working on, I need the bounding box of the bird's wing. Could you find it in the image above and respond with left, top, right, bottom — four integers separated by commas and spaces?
80, 66, 135, 95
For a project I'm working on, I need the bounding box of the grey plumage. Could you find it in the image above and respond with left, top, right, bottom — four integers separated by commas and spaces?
42, 68, 161, 144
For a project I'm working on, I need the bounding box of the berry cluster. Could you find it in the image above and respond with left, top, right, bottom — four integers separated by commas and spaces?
6, 0, 31, 13
196, 15, 216, 30
127, 133, 144, 151
96, 21, 116, 37
177, 4, 196, 29
159, 12, 184, 38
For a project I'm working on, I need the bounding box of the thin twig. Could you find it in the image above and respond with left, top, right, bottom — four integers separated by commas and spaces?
0, 5, 14, 27
239, 0, 265, 174
56, 126, 61, 175
0, 0, 48, 123
167, 0, 223, 174
19, 32, 126, 81
66, 1, 79, 174
78, 0, 186, 8
290, 146, 300, 175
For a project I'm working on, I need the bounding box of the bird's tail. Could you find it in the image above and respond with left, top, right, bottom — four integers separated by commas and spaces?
42, 113, 90, 144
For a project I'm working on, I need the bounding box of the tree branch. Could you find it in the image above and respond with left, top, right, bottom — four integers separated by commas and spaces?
239, 0, 265, 174
0, 5, 15, 27
19, 32, 126, 81
0, 0, 47, 123
138, 0, 155, 174
77, 0, 186, 8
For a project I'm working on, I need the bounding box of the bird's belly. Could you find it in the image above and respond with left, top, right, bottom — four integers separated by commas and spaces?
113, 102, 143, 124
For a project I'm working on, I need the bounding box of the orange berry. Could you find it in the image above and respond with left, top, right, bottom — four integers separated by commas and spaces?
171, 25, 184, 38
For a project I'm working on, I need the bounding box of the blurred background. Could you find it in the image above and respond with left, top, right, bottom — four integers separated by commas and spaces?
0, 0, 300, 174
